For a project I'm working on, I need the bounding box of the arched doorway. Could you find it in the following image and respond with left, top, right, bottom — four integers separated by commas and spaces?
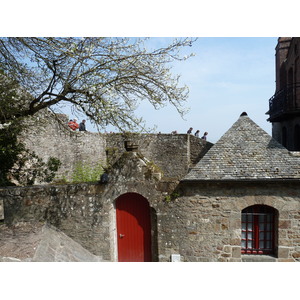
116, 193, 152, 262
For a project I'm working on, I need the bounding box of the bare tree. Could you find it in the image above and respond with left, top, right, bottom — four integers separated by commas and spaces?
0, 37, 195, 131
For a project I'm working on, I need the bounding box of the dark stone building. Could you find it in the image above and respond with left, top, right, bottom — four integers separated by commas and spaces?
267, 37, 300, 151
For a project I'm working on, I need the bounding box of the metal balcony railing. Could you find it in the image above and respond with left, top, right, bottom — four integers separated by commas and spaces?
268, 83, 300, 120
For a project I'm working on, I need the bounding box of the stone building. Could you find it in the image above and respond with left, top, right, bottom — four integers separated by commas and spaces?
182, 112, 300, 261
267, 37, 300, 151
1, 38, 300, 262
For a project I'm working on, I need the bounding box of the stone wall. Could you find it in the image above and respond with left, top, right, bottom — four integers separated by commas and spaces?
0, 183, 112, 259
20, 115, 107, 182
271, 37, 300, 151
2, 179, 300, 262
189, 134, 212, 166
0, 180, 173, 261
106, 133, 212, 180
20, 114, 212, 183
163, 181, 300, 262
272, 116, 300, 151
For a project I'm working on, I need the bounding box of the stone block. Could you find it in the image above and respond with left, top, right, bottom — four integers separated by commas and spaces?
223, 245, 231, 253
277, 258, 294, 262
0, 200, 3, 220
221, 253, 231, 257
279, 220, 291, 229
229, 258, 242, 262
218, 257, 227, 262
221, 223, 228, 230
242, 255, 276, 262
232, 246, 241, 258
230, 238, 241, 245
278, 246, 290, 258
291, 252, 300, 259
279, 211, 289, 219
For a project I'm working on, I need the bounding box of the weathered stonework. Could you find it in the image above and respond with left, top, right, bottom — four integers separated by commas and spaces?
1, 109, 300, 262
20, 115, 107, 182
2, 178, 300, 262
2, 38, 300, 262
20, 113, 212, 183
0, 222, 102, 262
106, 133, 211, 180
164, 181, 300, 262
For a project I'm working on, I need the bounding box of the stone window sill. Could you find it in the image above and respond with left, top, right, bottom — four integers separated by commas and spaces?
241, 254, 277, 262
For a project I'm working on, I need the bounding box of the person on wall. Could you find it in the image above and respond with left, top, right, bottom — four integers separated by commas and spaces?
187, 127, 193, 134
201, 132, 208, 140
68, 119, 79, 131
79, 119, 87, 131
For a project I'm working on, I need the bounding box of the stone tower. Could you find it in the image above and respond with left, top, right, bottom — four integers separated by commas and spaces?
267, 37, 300, 151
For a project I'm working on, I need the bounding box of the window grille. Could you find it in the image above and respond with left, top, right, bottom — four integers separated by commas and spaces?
241, 205, 276, 255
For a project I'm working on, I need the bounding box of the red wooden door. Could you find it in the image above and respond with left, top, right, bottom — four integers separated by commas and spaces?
116, 193, 152, 262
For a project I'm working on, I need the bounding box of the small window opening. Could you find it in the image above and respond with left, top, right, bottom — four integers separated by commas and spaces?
241, 205, 277, 255
282, 126, 287, 148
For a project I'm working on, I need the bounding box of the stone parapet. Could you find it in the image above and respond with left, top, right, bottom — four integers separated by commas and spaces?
19, 112, 212, 184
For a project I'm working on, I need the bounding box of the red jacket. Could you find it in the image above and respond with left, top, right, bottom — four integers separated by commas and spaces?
68, 121, 79, 131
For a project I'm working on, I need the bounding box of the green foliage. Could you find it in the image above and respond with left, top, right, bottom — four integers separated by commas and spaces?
44, 157, 62, 182
164, 191, 180, 202
0, 121, 61, 186
52, 176, 68, 185
71, 162, 104, 183
12, 154, 61, 185
0, 122, 24, 186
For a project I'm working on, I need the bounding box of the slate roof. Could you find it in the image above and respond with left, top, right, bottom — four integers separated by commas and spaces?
183, 113, 300, 181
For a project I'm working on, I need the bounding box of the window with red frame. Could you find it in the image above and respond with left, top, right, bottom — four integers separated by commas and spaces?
241, 205, 277, 255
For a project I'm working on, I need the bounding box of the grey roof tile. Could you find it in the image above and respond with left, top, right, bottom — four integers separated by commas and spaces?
183, 113, 300, 181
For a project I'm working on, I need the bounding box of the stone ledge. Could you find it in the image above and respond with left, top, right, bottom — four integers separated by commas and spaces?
241, 255, 277, 262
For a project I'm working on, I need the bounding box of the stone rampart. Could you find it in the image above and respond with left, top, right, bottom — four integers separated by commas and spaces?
106, 133, 212, 180
20, 113, 212, 183
20, 115, 107, 182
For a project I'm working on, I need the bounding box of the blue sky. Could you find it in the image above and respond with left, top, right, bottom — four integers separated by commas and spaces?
77, 37, 278, 143
0, 5, 284, 144
135, 37, 278, 143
